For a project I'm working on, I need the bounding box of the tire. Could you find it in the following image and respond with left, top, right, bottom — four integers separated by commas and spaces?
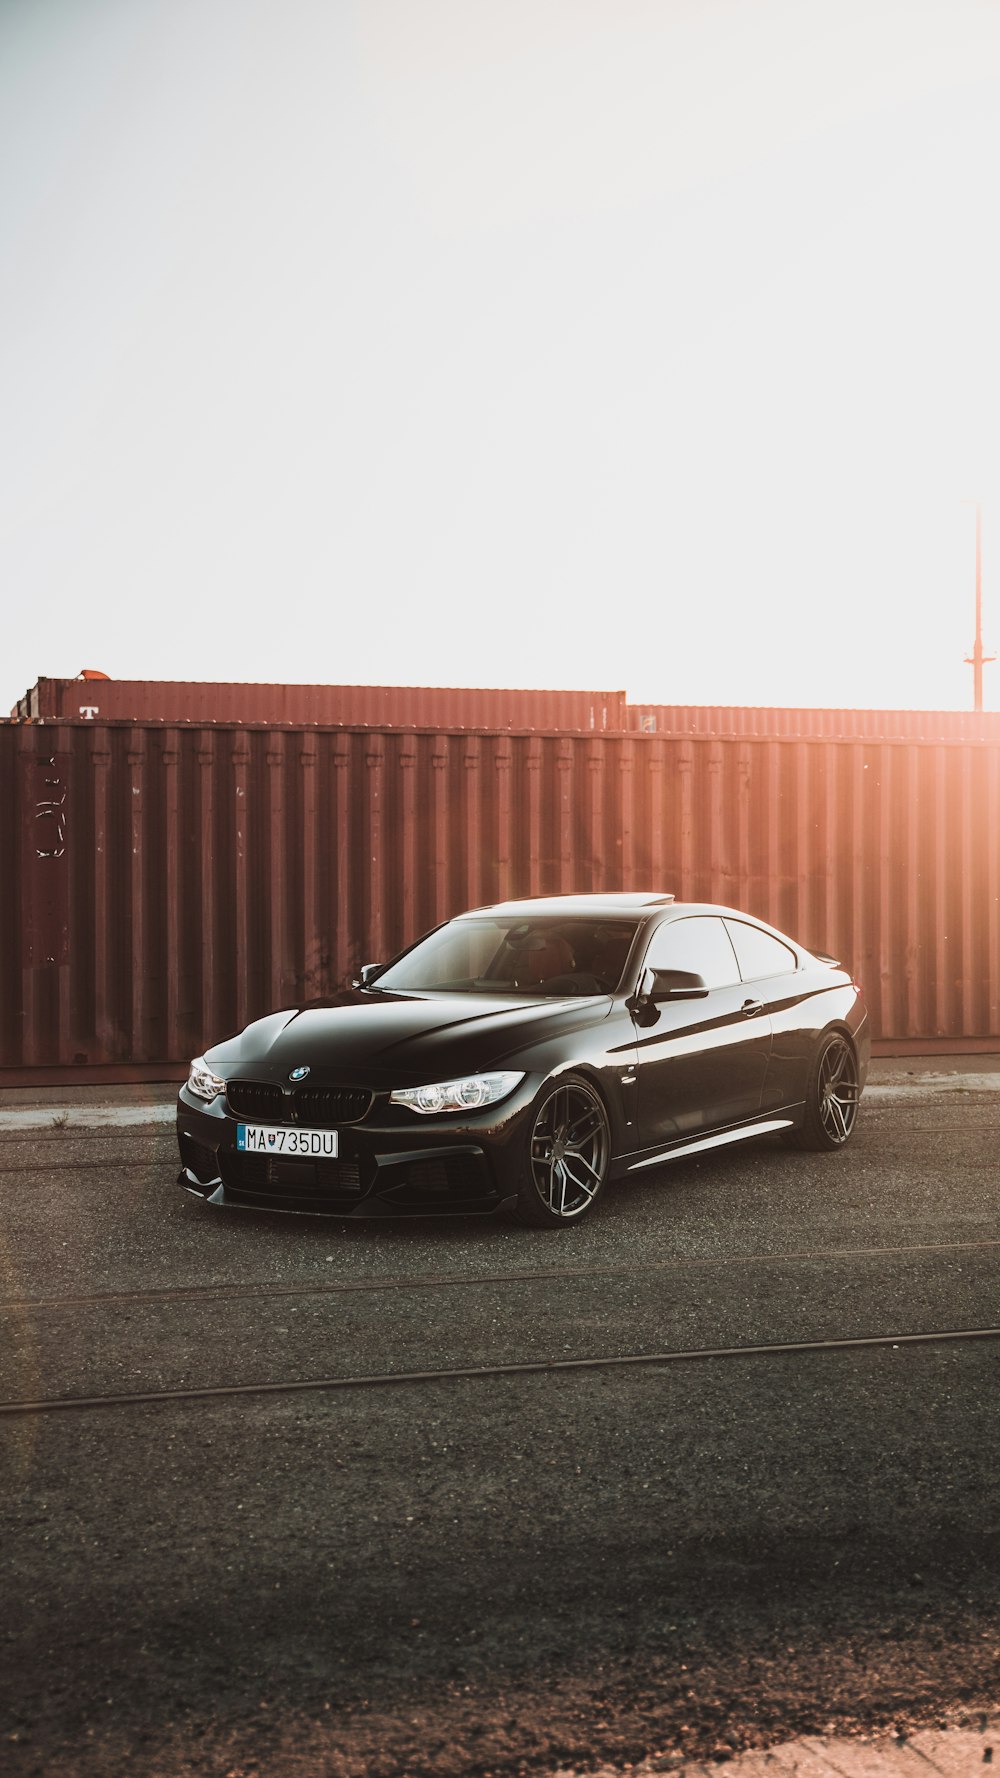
783, 1031, 860, 1151
514, 1073, 611, 1227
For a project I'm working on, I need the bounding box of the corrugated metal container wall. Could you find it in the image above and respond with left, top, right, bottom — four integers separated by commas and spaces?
14, 679, 628, 731
2, 723, 999, 1074
630, 704, 1000, 740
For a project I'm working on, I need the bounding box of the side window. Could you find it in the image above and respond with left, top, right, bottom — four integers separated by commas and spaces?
643, 917, 740, 989
725, 919, 797, 982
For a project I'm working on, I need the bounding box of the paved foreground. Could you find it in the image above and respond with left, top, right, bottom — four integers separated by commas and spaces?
1, 1066, 999, 1776
551, 1716, 1000, 1774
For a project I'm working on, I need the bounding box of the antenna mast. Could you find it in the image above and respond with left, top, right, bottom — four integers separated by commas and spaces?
965, 503, 995, 711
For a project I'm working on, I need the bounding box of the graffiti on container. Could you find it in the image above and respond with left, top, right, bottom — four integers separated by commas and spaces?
34, 757, 67, 858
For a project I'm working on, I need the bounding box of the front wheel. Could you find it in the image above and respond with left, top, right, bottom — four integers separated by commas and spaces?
784, 1031, 860, 1151
514, 1074, 611, 1227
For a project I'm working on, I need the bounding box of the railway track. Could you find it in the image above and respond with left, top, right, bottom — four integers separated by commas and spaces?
2, 1322, 998, 1417
3, 1234, 1000, 1313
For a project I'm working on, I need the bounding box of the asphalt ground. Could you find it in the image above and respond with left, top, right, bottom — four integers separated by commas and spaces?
2, 1063, 999, 1777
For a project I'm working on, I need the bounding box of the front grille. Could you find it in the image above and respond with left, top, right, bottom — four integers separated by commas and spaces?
219, 1150, 364, 1209
227, 1081, 284, 1120
293, 1086, 372, 1126
226, 1082, 373, 1126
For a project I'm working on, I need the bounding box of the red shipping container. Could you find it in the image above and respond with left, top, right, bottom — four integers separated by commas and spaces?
630, 703, 1000, 741
13, 677, 628, 732
2, 722, 999, 1078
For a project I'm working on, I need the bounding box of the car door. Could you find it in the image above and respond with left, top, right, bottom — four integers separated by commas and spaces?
632, 915, 773, 1152
723, 917, 820, 1112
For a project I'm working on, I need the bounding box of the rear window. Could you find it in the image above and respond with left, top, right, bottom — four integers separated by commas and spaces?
725, 919, 797, 981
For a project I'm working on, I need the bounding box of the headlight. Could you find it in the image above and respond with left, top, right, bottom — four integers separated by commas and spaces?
186, 1056, 226, 1101
389, 1072, 524, 1115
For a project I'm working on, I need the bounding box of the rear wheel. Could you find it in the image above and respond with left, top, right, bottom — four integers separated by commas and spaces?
784, 1031, 860, 1151
514, 1074, 611, 1227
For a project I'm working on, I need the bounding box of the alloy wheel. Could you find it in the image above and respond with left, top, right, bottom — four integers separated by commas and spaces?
817, 1035, 860, 1143
529, 1080, 610, 1219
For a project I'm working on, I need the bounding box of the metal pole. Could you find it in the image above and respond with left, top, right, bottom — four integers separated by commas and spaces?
975, 503, 983, 712
965, 502, 995, 711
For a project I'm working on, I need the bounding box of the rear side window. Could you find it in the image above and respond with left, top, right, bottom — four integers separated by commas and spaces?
642, 916, 740, 989
725, 919, 797, 982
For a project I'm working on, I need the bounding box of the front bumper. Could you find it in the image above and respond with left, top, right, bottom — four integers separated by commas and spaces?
176, 1083, 530, 1217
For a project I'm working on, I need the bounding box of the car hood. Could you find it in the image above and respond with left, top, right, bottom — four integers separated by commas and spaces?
208, 989, 611, 1080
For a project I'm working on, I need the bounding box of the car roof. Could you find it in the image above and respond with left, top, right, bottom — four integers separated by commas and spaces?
460, 893, 675, 919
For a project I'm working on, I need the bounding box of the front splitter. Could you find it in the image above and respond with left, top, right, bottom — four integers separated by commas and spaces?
177, 1168, 515, 1219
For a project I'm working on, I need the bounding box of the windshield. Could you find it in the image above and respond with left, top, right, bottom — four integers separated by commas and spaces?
374, 916, 640, 996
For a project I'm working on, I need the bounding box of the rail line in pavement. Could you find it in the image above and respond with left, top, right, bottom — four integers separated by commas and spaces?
3, 1235, 1000, 1314
1, 1323, 998, 1418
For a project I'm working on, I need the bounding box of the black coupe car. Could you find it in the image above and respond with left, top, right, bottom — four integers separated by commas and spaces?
176, 892, 869, 1226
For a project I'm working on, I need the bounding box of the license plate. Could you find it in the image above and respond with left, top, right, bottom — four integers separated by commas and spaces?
237, 1124, 339, 1157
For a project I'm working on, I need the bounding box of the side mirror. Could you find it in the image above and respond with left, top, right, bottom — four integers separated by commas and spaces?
627, 966, 710, 1022
650, 968, 709, 1001
355, 962, 383, 988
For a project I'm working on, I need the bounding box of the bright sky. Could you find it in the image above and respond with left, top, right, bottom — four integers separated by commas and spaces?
3, 0, 1000, 714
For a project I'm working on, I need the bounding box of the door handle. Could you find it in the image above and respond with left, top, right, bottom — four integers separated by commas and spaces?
741, 998, 765, 1017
